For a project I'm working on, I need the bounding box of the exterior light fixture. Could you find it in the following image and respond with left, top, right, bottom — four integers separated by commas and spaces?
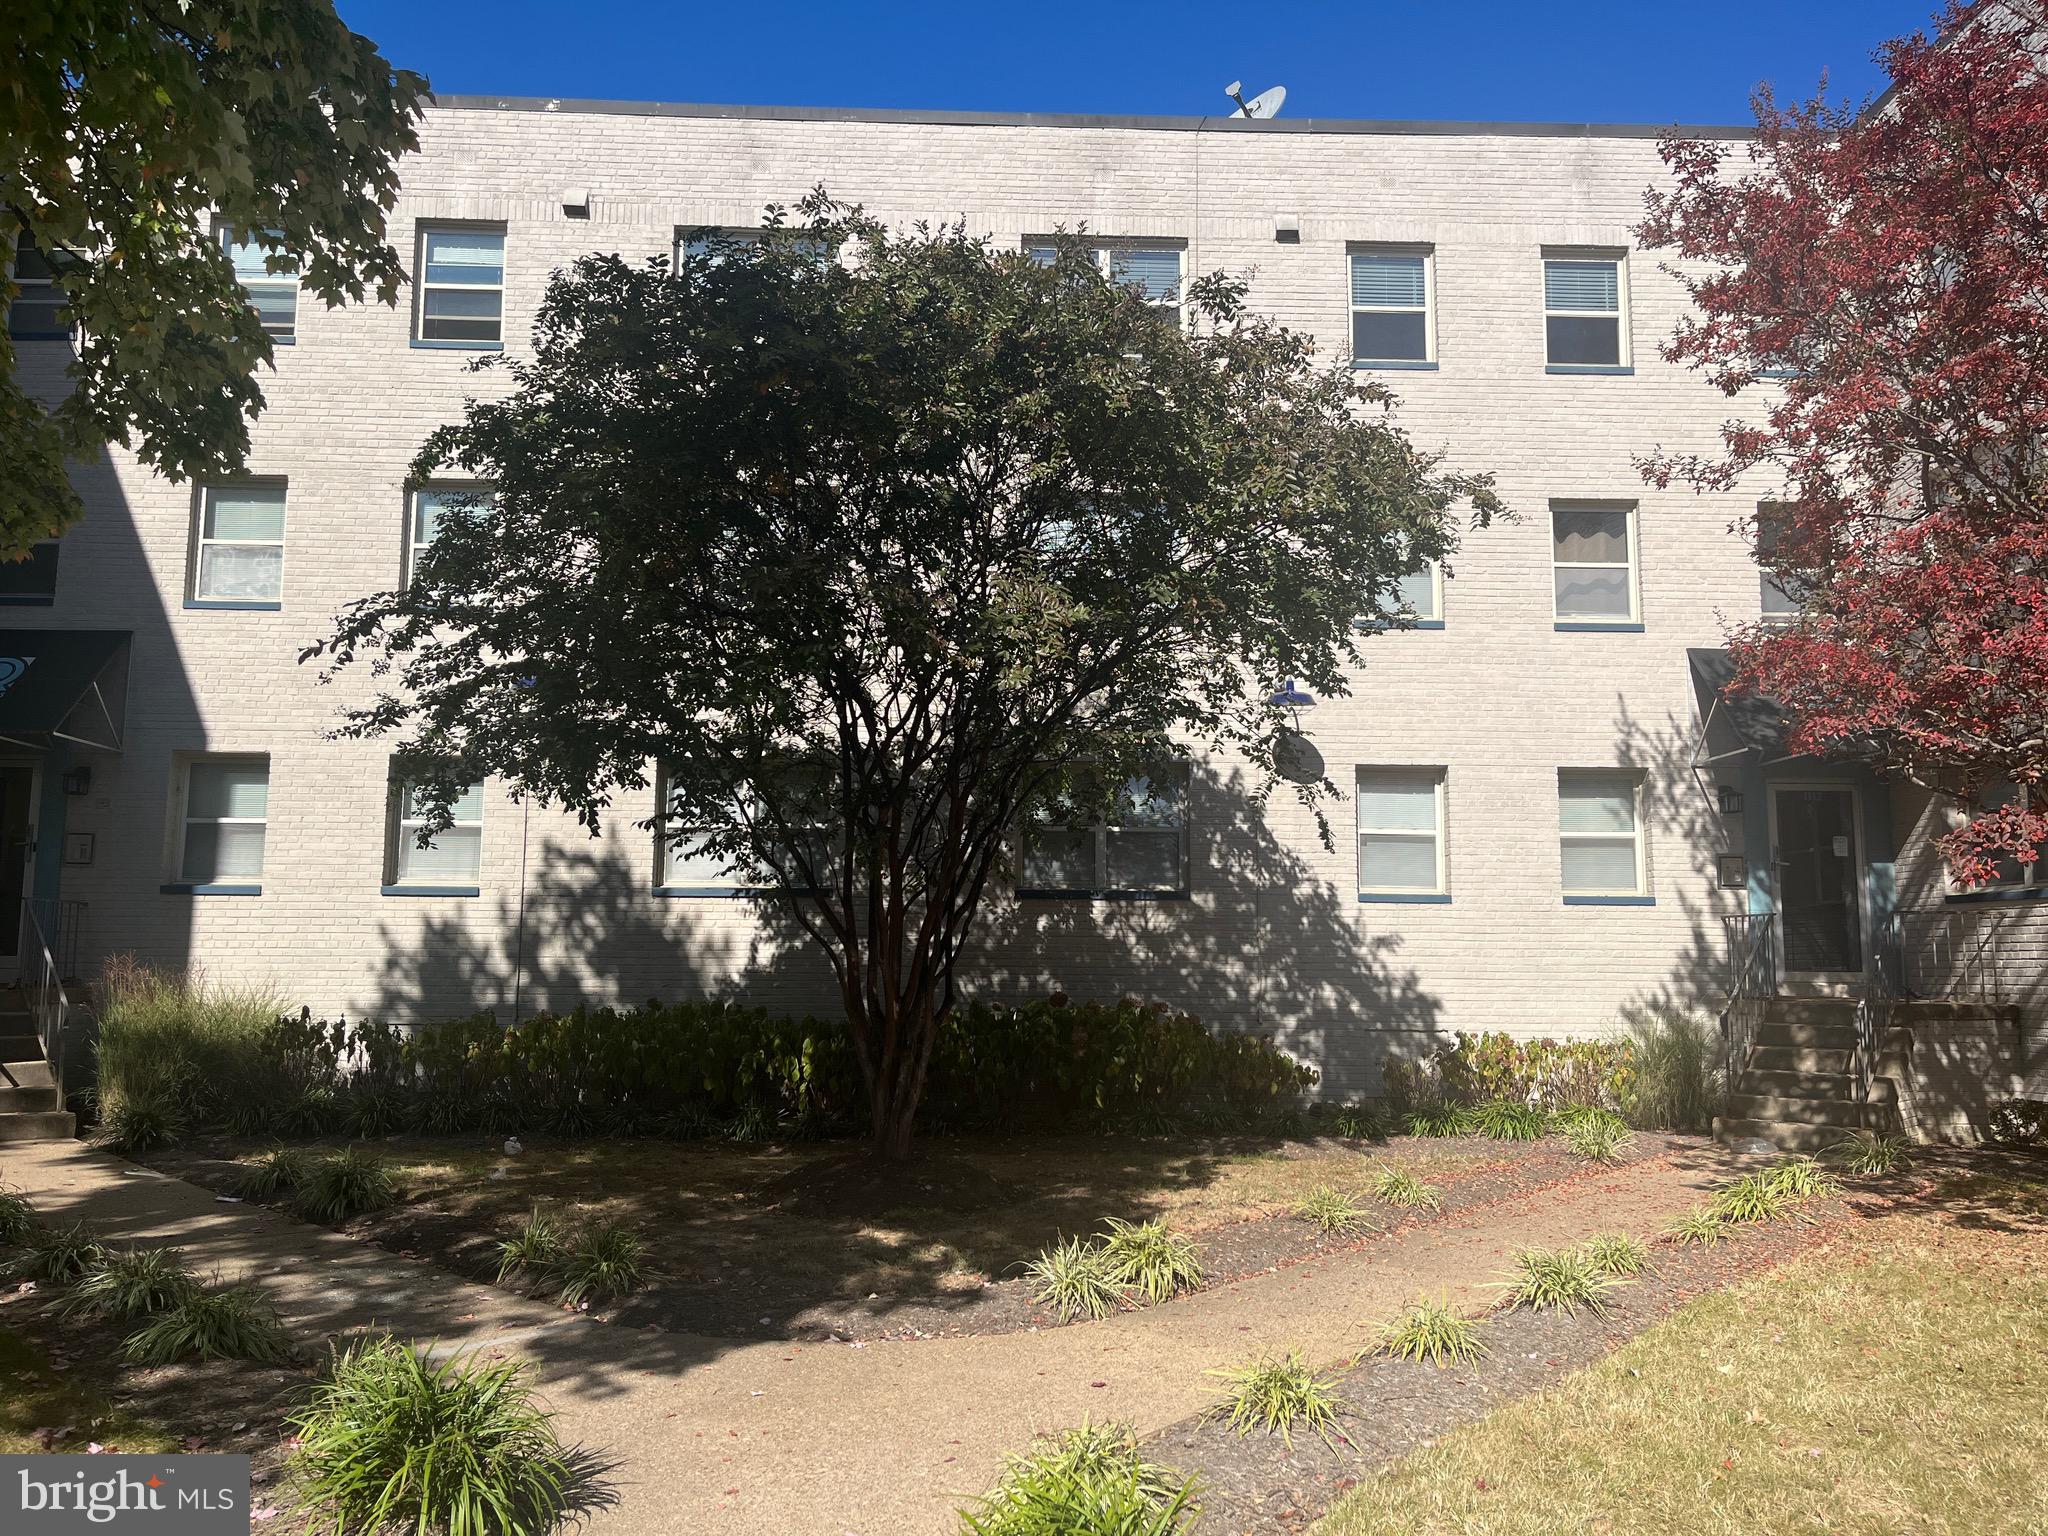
62, 765, 91, 796
1268, 677, 1318, 732
1717, 785, 1745, 816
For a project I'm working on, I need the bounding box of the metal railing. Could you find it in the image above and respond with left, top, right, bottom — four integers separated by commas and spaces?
17, 898, 84, 983
18, 899, 71, 1106
1719, 912, 1777, 1085
1883, 905, 2009, 1005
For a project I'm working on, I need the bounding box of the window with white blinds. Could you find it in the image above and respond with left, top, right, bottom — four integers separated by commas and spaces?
1559, 771, 1646, 896
180, 759, 270, 885
1357, 767, 1447, 896
416, 226, 505, 345
1024, 240, 1184, 320
1543, 255, 1626, 368
221, 228, 299, 340
1349, 250, 1432, 364
389, 779, 484, 888
192, 485, 286, 606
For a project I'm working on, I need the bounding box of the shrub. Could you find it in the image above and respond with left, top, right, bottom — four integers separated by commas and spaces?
345, 1084, 412, 1139
1986, 1098, 2048, 1147
1498, 1246, 1621, 1315
291, 1338, 587, 1536
296, 1146, 398, 1224
1667, 1207, 1729, 1245
233, 1146, 312, 1203
94, 959, 287, 1142
1025, 1237, 1123, 1323
0, 1186, 35, 1246
1099, 1219, 1202, 1306
495, 1206, 568, 1285
1563, 1114, 1637, 1164
1435, 1031, 1637, 1113
1824, 1129, 1911, 1175
959, 1421, 1197, 1536
1371, 1165, 1441, 1211
1620, 1006, 1722, 1132
1580, 1232, 1649, 1278
1206, 1351, 1347, 1450
101, 1086, 188, 1156
1403, 1104, 1468, 1138
62, 1247, 200, 1321
1707, 1172, 1794, 1225
552, 1219, 644, 1309
1762, 1156, 1840, 1201
7, 1221, 107, 1283
1294, 1186, 1370, 1236
1373, 1293, 1487, 1367
1329, 1103, 1391, 1141
1466, 1100, 1549, 1142
122, 1284, 295, 1365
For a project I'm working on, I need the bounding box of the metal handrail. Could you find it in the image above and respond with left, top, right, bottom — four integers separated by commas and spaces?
17, 899, 71, 1106
1719, 912, 1777, 1086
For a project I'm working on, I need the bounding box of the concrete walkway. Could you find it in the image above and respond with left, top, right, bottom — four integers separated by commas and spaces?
1, 1139, 1740, 1536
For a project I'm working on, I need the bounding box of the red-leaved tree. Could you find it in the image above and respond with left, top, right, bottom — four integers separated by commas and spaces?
1637, 0, 2048, 884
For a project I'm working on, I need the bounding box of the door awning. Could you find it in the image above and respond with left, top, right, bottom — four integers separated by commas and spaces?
1687, 647, 1798, 764
0, 629, 131, 752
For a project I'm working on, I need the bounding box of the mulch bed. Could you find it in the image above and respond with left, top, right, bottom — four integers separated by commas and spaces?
1140, 1169, 1939, 1536
149, 1131, 1698, 1343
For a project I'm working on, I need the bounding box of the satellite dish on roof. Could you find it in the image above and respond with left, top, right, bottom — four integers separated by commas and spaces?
1223, 80, 1288, 119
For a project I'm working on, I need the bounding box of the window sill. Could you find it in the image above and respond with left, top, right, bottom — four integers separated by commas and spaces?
1351, 360, 1438, 372
381, 884, 480, 897
184, 599, 282, 612
1017, 890, 1193, 902
6, 329, 74, 343
1563, 893, 1655, 906
410, 339, 504, 352
267, 335, 297, 347
654, 885, 826, 898
0, 595, 55, 607
1359, 892, 1451, 904
1945, 886, 2048, 905
1554, 621, 1644, 633
1545, 364, 1634, 376
161, 883, 262, 896
1354, 617, 1445, 632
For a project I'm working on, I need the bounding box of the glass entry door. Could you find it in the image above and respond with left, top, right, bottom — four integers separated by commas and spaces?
1771, 785, 1861, 975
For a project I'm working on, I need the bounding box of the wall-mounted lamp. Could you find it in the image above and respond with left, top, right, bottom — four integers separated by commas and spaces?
561, 187, 591, 219
1273, 214, 1301, 244
1268, 677, 1318, 732
1717, 785, 1745, 816
62, 765, 91, 796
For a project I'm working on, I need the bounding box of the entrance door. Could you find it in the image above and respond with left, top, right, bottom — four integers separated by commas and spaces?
1771, 785, 1862, 977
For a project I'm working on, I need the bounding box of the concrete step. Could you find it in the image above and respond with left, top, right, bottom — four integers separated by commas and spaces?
0, 1111, 75, 1143
1748, 1045, 1853, 1075
0, 1084, 56, 1114
1715, 1116, 1850, 1154
1756, 1021, 1857, 1050
1739, 1068, 1858, 1099
1760, 998, 1860, 1026
0, 1061, 55, 1091
1727, 1092, 1871, 1129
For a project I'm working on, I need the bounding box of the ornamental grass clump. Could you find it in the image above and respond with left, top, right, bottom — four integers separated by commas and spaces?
1403, 1104, 1469, 1139
495, 1205, 569, 1286
1499, 1246, 1622, 1316
7, 1221, 107, 1283
1329, 1103, 1392, 1142
1206, 1351, 1348, 1450
552, 1219, 644, 1309
1100, 1219, 1203, 1305
1580, 1231, 1650, 1278
1667, 1207, 1729, 1245
232, 1145, 312, 1203
1371, 1164, 1442, 1211
958, 1421, 1198, 1536
1708, 1171, 1795, 1225
1563, 1114, 1638, 1164
1025, 1237, 1123, 1324
1294, 1186, 1371, 1236
122, 1283, 295, 1366
1467, 1099, 1548, 1142
1763, 1156, 1841, 1202
291, 1338, 591, 1536
1373, 1293, 1487, 1367
1823, 1128, 1911, 1175
0, 1185, 36, 1246
62, 1247, 200, 1321
295, 1145, 398, 1224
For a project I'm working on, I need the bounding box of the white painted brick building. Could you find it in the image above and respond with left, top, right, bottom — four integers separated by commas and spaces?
5, 97, 2040, 1104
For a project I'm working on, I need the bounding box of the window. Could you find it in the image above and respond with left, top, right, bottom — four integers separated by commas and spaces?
1552, 502, 1638, 627
1020, 765, 1189, 897
676, 228, 833, 266
1025, 240, 1184, 320
416, 226, 504, 345
7, 232, 68, 339
178, 759, 269, 887
1395, 559, 1442, 625
658, 768, 839, 894
0, 541, 58, 605
406, 486, 490, 584
388, 779, 483, 889
1755, 501, 1800, 623
1349, 249, 1432, 365
1543, 254, 1627, 369
1970, 783, 2043, 891
1357, 767, 1447, 898
219, 228, 298, 340
1559, 771, 1646, 898
192, 485, 286, 607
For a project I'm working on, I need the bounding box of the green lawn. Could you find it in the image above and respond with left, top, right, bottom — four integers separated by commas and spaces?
0, 1326, 176, 1454
1315, 1161, 2048, 1536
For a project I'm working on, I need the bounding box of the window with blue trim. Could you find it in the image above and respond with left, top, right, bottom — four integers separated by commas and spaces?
389, 779, 483, 888
1357, 767, 1446, 897
179, 758, 269, 885
1559, 771, 1646, 897
192, 485, 286, 605
220, 227, 298, 340
416, 226, 505, 344
1543, 254, 1627, 368
1025, 239, 1184, 324
1349, 249, 1432, 364
1552, 502, 1638, 626
1021, 765, 1189, 896
1963, 782, 2044, 893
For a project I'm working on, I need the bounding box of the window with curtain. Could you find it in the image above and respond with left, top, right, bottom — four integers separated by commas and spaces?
1357, 767, 1447, 896
1021, 765, 1189, 896
1543, 256, 1625, 367
192, 485, 287, 605
181, 759, 270, 884
416, 226, 505, 344
221, 228, 299, 340
1551, 502, 1638, 625
1559, 772, 1645, 896
389, 780, 484, 887
1349, 250, 1431, 363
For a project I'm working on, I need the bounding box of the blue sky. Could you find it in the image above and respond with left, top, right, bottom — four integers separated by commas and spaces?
336, 1, 1938, 125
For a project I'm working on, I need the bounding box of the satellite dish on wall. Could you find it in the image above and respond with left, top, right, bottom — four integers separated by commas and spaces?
1224, 80, 1288, 119
1274, 729, 1325, 786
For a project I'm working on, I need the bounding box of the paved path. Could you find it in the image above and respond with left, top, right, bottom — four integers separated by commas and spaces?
1, 1139, 1740, 1536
